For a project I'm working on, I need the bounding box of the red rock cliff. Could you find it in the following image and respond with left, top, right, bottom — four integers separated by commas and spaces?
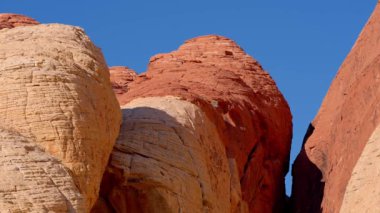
291, 2, 380, 213
95, 35, 292, 212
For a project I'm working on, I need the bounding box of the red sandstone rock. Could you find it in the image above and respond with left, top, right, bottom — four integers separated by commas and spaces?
109, 66, 137, 103
292, 3, 380, 213
99, 35, 292, 212
0, 13, 39, 29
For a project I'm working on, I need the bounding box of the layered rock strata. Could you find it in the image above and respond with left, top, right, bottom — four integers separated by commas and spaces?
96, 35, 292, 212
0, 23, 121, 211
291, 3, 380, 213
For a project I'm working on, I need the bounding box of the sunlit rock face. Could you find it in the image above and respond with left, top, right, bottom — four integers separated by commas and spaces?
0, 12, 293, 213
291, 3, 380, 213
96, 35, 292, 213
0, 21, 121, 212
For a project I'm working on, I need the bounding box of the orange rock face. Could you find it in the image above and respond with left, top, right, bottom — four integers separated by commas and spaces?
291, 3, 380, 213
109, 66, 137, 103
0, 13, 39, 29
100, 35, 292, 212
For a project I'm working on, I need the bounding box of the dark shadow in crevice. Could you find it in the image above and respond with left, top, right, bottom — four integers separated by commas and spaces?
289, 124, 325, 213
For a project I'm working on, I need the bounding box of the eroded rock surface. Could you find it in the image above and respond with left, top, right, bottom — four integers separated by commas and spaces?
109, 66, 137, 103
0, 13, 39, 29
96, 35, 292, 212
0, 24, 121, 211
340, 125, 380, 213
0, 129, 84, 212
291, 3, 380, 213
98, 96, 240, 212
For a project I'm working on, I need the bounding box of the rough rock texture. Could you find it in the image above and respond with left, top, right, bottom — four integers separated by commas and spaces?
109, 66, 137, 103
96, 35, 292, 212
340, 125, 380, 213
291, 3, 380, 213
0, 24, 121, 211
0, 13, 39, 30
94, 96, 243, 213
0, 129, 84, 212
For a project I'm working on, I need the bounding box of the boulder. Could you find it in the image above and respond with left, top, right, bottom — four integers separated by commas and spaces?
0, 24, 121, 211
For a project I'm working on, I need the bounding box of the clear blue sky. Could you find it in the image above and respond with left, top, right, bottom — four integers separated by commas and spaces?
1, 0, 376, 194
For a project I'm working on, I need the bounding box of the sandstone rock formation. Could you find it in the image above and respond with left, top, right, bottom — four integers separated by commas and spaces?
0, 13, 39, 29
0, 22, 121, 211
96, 35, 292, 212
0, 13, 292, 213
340, 125, 380, 213
96, 96, 236, 213
109, 66, 137, 103
291, 3, 380, 213
0, 129, 84, 212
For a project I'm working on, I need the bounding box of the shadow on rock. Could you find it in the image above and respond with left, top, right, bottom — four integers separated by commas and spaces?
290, 124, 325, 213
92, 107, 182, 213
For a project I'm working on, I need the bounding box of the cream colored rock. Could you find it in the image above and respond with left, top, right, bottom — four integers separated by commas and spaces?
0, 24, 121, 211
0, 129, 84, 212
340, 125, 380, 213
99, 96, 247, 213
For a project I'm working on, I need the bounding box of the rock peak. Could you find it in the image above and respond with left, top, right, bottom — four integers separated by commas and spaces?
183, 34, 237, 45
178, 34, 245, 56
148, 35, 258, 79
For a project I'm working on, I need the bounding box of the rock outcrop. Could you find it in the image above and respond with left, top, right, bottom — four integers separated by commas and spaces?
109, 66, 137, 103
291, 3, 380, 213
0, 22, 121, 211
96, 35, 292, 212
0, 13, 293, 213
95, 96, 236, 213
0, 13, 39, 29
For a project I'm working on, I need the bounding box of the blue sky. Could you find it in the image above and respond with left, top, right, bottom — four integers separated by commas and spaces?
1, 0, 376, 194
